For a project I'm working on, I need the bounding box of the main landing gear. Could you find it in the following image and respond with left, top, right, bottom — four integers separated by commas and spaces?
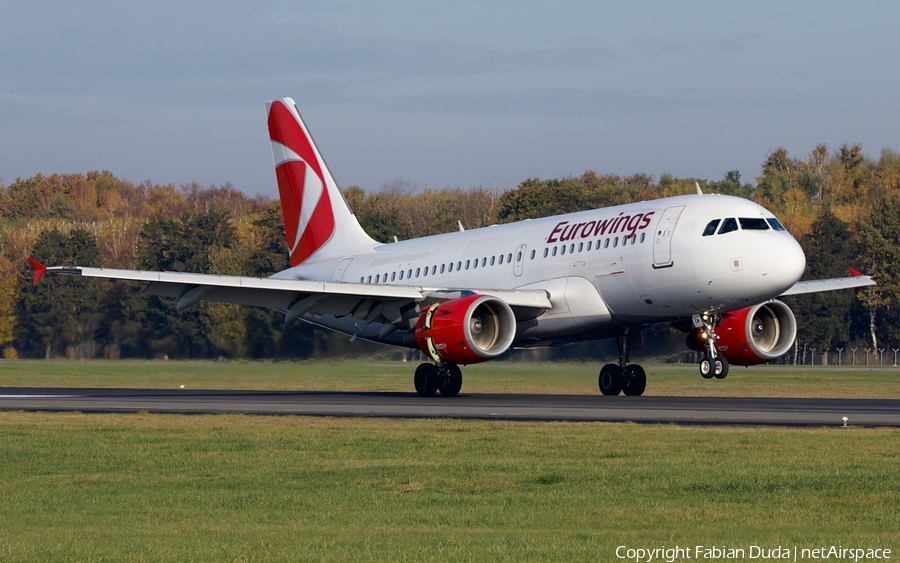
414, 362, 462, 397
695, 312, 729, 379
599, 330, 647, 396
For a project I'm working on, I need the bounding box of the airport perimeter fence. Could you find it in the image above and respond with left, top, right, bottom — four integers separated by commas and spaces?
776, 342, 900, 367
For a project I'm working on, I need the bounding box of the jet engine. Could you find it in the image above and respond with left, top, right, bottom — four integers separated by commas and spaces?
414, 294, 517, 365
689, 300, 797, 366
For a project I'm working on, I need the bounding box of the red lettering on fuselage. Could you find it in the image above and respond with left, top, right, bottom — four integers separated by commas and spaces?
546, 210, 657, 243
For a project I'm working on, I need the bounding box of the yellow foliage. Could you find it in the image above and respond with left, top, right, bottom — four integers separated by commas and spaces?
0, 268, 17, 348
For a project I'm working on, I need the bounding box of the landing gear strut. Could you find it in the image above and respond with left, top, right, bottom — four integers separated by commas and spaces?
694, 312, 729, 379
414, 362, 462, 397
599, 330, 646, 396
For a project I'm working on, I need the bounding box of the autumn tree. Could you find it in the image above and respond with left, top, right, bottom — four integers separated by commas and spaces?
16, 228, 103, 358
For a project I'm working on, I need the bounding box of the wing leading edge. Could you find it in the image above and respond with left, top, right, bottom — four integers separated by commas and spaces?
28, 260, 551, 329
778, 275, 875, 296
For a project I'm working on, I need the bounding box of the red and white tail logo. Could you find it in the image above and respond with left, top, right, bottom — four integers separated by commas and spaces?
266, 99, 337, 266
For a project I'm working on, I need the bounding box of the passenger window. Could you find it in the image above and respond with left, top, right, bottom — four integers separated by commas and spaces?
375, 274, 380, 283
448, 262, 453, 273
561, 245, 566, 255
578, 242, 583, 252
383, 272, 388, 282
569, 244, 575, 254
604, 238, 610, 248
408, 269, 412, 278
640, 233, 645, 243
440, 264, 445, 274
423, 267, 428, 277
508, 253, 513, 262
767, 218, 786, 231
367, 275, 372, 283
718, 218, 738, 234
456, 262, 461, 271
543, 248, 549, 258
359, 277, 364, 283
473, 259, 478, 269
465, 260, 470, 269
481, 258, 487, 267
552, 247, 558, 256
739, 218, 769, 230
587, 241, 592, 251
530, 249, 535, 259
613, 237, 618, 247
490, 256, 495, 266
498, 254, 504, 265
703, 219, 721, 236
399, 270, 404, 280
431, 265, 436, 275
391, 272, 396, 281
415, 268, 420, 278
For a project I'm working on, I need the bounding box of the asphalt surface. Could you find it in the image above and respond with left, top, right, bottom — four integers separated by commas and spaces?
1, 387, 898, 426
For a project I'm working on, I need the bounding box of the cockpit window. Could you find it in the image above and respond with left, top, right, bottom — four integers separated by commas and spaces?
718, 218, 738, 235
702, 219, 721, 236
739, 218, 769, 230
767, 218, 786, 231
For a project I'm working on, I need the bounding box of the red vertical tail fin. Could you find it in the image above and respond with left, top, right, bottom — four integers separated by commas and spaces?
265, 98, 374, 266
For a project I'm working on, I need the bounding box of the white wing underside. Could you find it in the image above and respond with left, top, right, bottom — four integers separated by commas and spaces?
42, 266, 552, 326
778, 275, 875, 296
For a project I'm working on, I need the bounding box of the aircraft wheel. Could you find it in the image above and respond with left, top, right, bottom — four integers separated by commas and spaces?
699, 355, 714, 379
714, 356, 729, 379
438, 363, 463, 397
414, 363, 439, 397
622, 365, 646, 396
599, 364, 624, 396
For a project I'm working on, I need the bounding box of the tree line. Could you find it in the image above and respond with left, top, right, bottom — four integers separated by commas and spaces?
1, 142, 898, 362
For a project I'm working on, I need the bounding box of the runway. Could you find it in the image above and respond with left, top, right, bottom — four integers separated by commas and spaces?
1, 387, 899, 426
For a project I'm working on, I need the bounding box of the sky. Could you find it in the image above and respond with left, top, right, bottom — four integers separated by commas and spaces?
1, 1, 899, 198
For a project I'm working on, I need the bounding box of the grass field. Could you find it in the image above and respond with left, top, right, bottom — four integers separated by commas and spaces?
0, 360, 897, 561
0, 412, 897, 562
1, 358, 899, 398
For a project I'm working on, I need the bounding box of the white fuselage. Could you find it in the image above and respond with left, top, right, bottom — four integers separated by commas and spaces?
272, 194, 806, 347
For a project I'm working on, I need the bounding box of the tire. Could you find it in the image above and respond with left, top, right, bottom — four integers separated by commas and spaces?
599, 364, 624, 396
622, 365, 646, 396
714, 355, 729, 379
414, 363, 439, 397
699, 355, 714, 379
438, 363, 463, 397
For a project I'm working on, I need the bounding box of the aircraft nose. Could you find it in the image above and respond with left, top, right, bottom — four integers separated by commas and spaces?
762, 235, 806, 292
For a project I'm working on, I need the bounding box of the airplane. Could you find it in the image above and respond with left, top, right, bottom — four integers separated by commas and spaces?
29, 97, 875, 397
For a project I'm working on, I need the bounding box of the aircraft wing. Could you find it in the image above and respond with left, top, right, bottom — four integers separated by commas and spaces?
28, 259, 551, 327
778, 274, 875, 297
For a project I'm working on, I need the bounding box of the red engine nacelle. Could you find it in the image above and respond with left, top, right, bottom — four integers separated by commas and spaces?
691, 300, 797, 366
414, 294, 517, 365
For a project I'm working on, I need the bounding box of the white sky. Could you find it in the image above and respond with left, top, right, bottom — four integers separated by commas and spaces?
1, 1, 898, 198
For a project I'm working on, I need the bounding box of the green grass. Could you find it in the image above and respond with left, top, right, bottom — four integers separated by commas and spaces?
1, 359, 899, 398
0, 412, 897, 562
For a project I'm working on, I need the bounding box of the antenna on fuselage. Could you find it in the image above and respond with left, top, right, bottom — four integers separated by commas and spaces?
458, 220, 465, 232
696, 182, 703, 195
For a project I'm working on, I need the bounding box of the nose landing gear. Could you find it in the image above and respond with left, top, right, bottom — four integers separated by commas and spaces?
694, 312, 729, 379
